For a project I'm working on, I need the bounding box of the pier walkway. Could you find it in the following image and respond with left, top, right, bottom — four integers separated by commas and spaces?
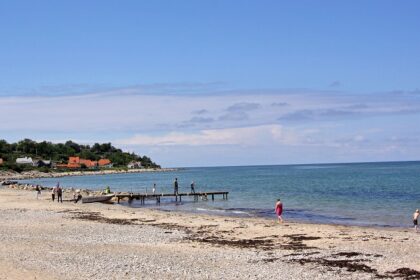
115, 191, 228, 204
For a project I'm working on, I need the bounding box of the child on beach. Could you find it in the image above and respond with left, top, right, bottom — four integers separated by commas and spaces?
275, 199, 283, 223
414, 209, 419, 232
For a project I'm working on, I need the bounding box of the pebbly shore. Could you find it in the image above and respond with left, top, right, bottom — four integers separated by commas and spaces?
0, 187, 419, 280
0, 167, 178, 181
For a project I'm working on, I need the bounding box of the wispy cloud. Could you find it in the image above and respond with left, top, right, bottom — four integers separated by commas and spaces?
189, 117, 214, 123
271, 102, 289, 107
329, 80, 341, 88
279, 108, 360, 121
192, 109, 209, 115
226, 102, 261, 112
219, 111, 249, 121
116, 125, 303, 147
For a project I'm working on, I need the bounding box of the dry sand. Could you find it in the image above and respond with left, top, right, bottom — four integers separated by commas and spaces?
0, 187, 419, 280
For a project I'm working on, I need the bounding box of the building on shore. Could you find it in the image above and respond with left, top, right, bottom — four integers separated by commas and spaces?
98, 159, 113, 168
127, 161, 143, 169
16, 157, 34, 165
57, 156, 112, 169
34, 160, 52, 168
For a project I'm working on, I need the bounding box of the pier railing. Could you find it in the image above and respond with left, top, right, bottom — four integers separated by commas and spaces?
115, 191, 228, 204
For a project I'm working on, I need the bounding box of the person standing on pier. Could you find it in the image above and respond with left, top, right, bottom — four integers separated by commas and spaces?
174, 178, 179, 195
275, 199, 283, 223
190, 181, 195, 194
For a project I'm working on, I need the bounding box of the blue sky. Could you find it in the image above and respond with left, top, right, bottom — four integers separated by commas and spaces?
1, 1, 420, 167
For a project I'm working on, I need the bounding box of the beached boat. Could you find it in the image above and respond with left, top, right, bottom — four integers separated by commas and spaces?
1, 180, 18, 185
81, 194, 114, 204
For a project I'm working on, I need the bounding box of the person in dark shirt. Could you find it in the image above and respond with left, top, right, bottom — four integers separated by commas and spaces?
190, 181, 195, 194
174, 178, 179, 195
57, 186, 63, 203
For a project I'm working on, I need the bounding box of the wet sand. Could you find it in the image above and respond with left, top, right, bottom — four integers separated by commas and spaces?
0, 187, 419, 280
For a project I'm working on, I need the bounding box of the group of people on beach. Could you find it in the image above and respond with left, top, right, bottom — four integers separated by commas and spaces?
51, 182, 63, 203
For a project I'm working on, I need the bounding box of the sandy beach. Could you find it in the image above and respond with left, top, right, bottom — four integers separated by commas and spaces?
0, 187, 419, 280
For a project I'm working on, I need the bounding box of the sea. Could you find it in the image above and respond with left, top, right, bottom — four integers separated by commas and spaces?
19, 161, 420, 228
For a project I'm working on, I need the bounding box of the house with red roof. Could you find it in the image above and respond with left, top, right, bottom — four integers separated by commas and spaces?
98, 159, 113, 168
56, 157, 112, 169
80, 159, 97, 168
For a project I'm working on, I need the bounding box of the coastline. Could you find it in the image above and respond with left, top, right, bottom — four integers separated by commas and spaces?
0, 167, 178, 181
0, 187, 419, 279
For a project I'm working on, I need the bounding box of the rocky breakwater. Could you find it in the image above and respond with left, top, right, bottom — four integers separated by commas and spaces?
0, 168, 178, 181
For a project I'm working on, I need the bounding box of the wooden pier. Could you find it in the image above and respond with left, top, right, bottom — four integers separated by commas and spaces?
115, 191, 229, 204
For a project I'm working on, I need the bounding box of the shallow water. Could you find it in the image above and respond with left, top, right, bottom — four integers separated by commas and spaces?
21, 161, 420, 227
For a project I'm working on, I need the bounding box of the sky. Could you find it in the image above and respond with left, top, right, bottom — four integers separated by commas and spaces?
0, 0, 420, 167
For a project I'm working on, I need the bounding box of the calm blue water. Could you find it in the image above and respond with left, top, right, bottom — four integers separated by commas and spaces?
20, 161, 420, 228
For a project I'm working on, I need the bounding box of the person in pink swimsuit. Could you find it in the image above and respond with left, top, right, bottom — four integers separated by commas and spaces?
275, 199, 283, 223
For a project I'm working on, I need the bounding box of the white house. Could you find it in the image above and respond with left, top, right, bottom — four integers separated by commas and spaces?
16, 157, 34, 165
127, 161, 143, 169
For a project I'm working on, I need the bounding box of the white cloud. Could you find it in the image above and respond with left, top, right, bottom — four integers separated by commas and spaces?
116, 125, 304, 147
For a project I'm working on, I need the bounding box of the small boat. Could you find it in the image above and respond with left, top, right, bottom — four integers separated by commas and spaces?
81, 194, 114, 204
1, 180, 18, 185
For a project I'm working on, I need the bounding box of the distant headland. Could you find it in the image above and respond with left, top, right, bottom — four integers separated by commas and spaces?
0, 139, 167, 180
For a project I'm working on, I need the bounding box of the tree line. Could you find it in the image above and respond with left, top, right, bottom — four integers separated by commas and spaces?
0, 139, 160, 171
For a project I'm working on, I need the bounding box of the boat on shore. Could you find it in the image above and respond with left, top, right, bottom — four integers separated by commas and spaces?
81, 194, 114, 204
1, 180, 18, 186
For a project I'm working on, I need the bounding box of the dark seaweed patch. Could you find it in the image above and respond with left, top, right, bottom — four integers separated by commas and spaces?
387, 267, 420, 279
70, 210, 139, 225
333, 252, 362, 258
186, 235, 276, 250
291, 258, 377, 274
280, 234, 320, 250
